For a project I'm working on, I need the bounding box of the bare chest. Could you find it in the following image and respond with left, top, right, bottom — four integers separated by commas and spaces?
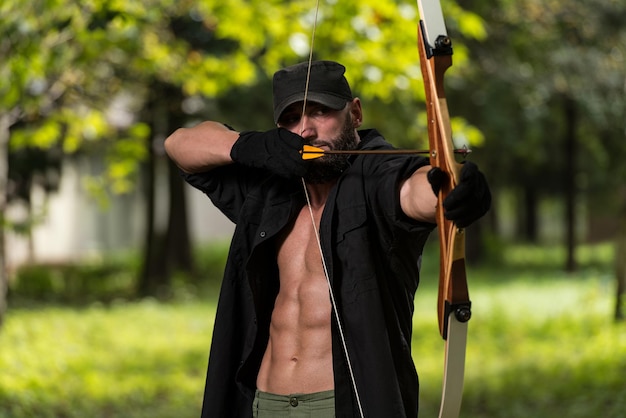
276, 205, 326, 281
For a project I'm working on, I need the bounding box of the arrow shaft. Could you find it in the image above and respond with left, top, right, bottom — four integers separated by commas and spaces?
304, 149, 431, 155
301, 148, 471, 158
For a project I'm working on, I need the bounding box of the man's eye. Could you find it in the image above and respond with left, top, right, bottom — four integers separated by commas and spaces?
280, 114, 300, 124
313, 106, 332, 116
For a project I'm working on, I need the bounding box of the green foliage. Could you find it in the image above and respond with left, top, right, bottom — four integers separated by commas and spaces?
9, 241, 230, 304
192, 240, 230, 283
1, 0, 158, 208
10, 258, 139, 305
456, 0, 626, 194
1, 0, 493, 236
474, 239, 614, 273
2, 0, 489, 143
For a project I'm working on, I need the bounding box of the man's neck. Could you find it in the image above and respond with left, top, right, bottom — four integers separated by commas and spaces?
303, 181, 336, 209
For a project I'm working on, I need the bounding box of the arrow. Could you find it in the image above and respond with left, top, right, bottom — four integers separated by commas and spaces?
300, 144, 471, 160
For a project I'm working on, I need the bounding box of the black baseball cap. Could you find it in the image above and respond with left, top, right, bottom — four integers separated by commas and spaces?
272, 60, 353, 123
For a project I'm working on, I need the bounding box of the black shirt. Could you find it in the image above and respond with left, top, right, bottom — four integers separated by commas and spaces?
184, 129, 434, 417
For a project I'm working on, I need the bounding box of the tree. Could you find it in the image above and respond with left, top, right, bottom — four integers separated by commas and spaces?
455, 0, 625, 259
0, 0, 150, 323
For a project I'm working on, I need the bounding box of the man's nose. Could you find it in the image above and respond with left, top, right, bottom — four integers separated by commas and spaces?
298, 115, 316, 139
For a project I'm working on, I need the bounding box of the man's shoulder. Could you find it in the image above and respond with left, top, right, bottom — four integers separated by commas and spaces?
358, 129, 394, 150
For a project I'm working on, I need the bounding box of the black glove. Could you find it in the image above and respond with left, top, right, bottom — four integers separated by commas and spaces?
230, 128, 308, 178
427, 166, 447, 196
427, 161, 491, 228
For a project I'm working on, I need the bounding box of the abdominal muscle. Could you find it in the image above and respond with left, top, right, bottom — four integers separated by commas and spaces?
256, 206, 334, 395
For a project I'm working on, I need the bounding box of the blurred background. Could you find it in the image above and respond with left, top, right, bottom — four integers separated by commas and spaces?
1, 0, 624, 417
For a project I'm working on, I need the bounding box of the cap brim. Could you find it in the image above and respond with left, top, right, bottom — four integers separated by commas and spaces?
274, 92, 348, 123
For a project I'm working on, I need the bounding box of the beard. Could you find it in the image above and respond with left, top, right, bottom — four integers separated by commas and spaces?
304, 113, 359, 184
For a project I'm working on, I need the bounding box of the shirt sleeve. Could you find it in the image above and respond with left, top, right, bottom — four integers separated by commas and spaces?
362, 154, 435, 234
181, 165, 268, 224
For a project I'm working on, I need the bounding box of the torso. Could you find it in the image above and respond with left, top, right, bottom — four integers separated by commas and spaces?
256, 202, 334, 395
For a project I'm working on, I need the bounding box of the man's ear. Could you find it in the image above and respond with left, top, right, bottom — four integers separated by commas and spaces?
350, 98, 363, 128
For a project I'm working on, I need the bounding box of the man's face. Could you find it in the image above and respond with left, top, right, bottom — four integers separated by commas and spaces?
277, 100, 361, 183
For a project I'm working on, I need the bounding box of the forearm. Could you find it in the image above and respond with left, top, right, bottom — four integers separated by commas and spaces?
400, 165, 438, 223
164, 121, 239, 173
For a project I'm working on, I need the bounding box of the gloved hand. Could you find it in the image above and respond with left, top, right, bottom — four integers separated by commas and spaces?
230, 128, 308, 178
427, 161, 491, 228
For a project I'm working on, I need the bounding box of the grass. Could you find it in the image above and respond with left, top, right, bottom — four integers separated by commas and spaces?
414, 274, 625, 417
0, 300, 214, 418
1, 242, 625, 417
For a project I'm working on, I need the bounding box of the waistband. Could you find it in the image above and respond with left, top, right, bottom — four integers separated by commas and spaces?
255, 389, 335, 402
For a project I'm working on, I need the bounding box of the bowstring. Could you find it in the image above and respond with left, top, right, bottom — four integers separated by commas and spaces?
301, 179, 365, 418
299, 1, 365, 416
299, 0, 320, 135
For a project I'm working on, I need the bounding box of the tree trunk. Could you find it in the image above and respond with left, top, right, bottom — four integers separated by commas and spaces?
466, 221, 486, 264
165, 157, 194, 274
137, 82, 194, 297
163, 93, 194, 276
615, 187, 626, 321
137, 89, 171, 298
0, 114, 11, 329
522, 185, 538, 242
563, 96, 577, 272
137, 132, 169, 297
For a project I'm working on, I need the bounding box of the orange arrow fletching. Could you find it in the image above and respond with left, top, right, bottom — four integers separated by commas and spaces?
300, 145, 325, 160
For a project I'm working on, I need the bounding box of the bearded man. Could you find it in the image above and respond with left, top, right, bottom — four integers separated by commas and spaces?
164, 60, 491, 418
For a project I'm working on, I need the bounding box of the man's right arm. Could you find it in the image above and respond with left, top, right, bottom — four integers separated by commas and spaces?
165, 122, 309, 178
164, 121, 239, 174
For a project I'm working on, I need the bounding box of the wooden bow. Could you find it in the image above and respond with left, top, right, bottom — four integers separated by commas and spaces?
416, 1, 471, 417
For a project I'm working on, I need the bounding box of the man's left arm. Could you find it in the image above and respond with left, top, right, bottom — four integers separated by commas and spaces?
400, 165, 438, 223
400, 162, 491, 227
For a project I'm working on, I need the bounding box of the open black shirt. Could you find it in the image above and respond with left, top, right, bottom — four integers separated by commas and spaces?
184, 129, 434, 417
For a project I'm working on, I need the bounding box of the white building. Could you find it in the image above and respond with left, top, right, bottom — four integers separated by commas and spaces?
6, 155, 234, 271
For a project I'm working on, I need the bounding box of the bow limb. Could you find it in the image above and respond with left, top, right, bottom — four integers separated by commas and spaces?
416, 1, 471, 417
